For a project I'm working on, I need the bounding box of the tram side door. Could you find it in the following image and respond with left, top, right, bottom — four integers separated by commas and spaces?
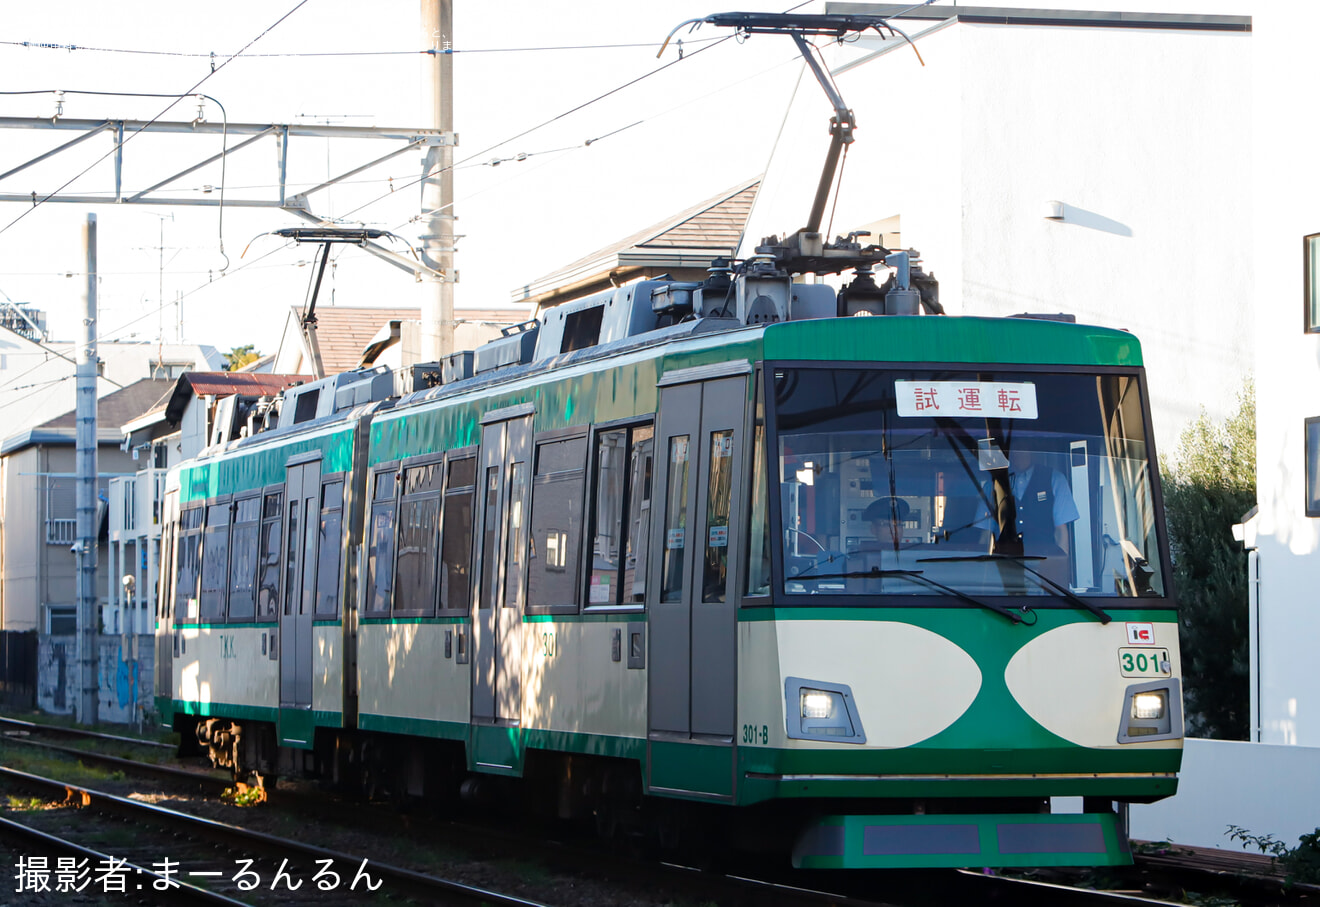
156, 489, 178, 709
279, 456, 320, 746
472, 414, 532, 726
649, 374, 745, 795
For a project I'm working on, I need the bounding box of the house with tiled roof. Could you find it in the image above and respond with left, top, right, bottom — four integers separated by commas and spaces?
511, 178, 760, 314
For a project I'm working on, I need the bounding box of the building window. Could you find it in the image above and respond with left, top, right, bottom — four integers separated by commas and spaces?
1307, 233, 1320, 332
47, 605, 76, 636
1307, 417, 1320, 517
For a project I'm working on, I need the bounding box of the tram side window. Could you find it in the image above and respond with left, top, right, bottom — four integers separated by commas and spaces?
395, 463, 442, 616
527, 435, 587, 612
440, 456, 477, 614
585, 423, 654, 607
257, 491, 283, 621
198, 503, 231, 622
746, 394, 771, 597
364, 468, 398, 615
316, 479, 345, 617
159, 520, 175, 622
175, 507, 203, 622
227, 496, 262, 620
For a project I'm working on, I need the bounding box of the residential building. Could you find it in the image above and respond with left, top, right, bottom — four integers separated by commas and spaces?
0, 378, 170, 719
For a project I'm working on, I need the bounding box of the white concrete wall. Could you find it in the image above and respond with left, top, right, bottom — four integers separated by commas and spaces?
1248, 5, 1320, 748
1132, 738, 1320, 852
742, 13, 1252, 456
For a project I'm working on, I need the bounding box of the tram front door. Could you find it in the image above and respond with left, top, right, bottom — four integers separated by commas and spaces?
279, 456, 320, 748
471, 413, 532, 748
648, 373, 746, 800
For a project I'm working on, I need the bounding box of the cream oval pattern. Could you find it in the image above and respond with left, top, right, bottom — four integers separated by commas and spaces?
777, 621, 981, 748
1005, 621, 1182, 749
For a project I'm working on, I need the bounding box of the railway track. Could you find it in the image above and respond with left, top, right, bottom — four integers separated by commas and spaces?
4, 717, 1313, 906
0, 764, 553, 906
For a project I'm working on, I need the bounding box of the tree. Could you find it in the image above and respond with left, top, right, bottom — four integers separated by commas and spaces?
222, 345, 261, 371
1162, 384, 1254, 739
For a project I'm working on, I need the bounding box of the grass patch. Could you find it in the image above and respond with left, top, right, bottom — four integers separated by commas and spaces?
0, 740, 127, 786
2, 794, 51, 812
221, 783, 266, 807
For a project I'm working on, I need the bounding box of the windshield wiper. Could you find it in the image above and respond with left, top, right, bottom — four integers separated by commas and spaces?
790, 566, 1028, 625
916, 554, 1112, 624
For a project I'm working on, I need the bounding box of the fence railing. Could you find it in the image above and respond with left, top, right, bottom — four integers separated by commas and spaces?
45, 518, 76, 545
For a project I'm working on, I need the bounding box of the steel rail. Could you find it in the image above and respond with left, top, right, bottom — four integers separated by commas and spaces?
0, 814, 249, 906
0, 714, 174, 749
0, 765, 550, 907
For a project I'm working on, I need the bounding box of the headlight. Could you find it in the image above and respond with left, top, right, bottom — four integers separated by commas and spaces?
785, 678, 866, 744
1117, 679, 1182, 744
1132, 691, 1166, 720
801, 689, 836, 719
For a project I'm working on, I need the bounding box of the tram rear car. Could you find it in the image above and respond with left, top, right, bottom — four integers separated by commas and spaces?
157, 286, 1180, 869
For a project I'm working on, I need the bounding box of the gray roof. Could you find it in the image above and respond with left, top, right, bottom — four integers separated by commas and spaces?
512, 178, 760, 307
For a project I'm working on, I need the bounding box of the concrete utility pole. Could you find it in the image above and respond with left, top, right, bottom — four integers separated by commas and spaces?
421, 0, 456, 362
77, 213, 99, 725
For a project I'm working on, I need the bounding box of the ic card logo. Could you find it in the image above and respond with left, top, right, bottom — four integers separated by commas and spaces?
1126, 622, 1155, 645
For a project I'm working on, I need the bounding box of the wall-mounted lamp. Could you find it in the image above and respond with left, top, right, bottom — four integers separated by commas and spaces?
1044, 200, 1065, 220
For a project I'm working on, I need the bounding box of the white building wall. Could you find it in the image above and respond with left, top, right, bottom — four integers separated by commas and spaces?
1248, 5, 1320, 748
1132, 738, 1320, 852
742, 13, 1252, 455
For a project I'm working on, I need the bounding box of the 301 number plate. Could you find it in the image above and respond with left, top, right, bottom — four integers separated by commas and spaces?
1118, 647, 1171, 677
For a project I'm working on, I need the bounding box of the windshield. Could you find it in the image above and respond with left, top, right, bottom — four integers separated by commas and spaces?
765, 367, 1165, 600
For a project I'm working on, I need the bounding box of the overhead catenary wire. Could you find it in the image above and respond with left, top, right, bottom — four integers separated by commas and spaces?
331, 30, 741, 224
0, 0, 310, 243
0, 36, 728, 59
87, 2, 819, 343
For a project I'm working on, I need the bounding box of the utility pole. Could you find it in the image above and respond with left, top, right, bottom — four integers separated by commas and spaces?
420, 0, 456, 362
77, 213, 99, 726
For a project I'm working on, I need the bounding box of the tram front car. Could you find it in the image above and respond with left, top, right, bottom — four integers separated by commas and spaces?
740, 318, 1180, 869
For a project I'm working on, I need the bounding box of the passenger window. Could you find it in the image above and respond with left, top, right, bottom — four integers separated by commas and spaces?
440, 456, 477, 613
660, 436, 691, 603
504, 460, 529, 609
364, 469, 397, 615
175, 506, 203, 622
396, 463, 441, 616
257, 492, 283, 621
701, 431, 735, 603
586, 423, 653, 607
745, 413, 771, 597
199, 503, 231, 622
316, 480, 345, 617
227, 496, 262, 620
527, 436, 587, 611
